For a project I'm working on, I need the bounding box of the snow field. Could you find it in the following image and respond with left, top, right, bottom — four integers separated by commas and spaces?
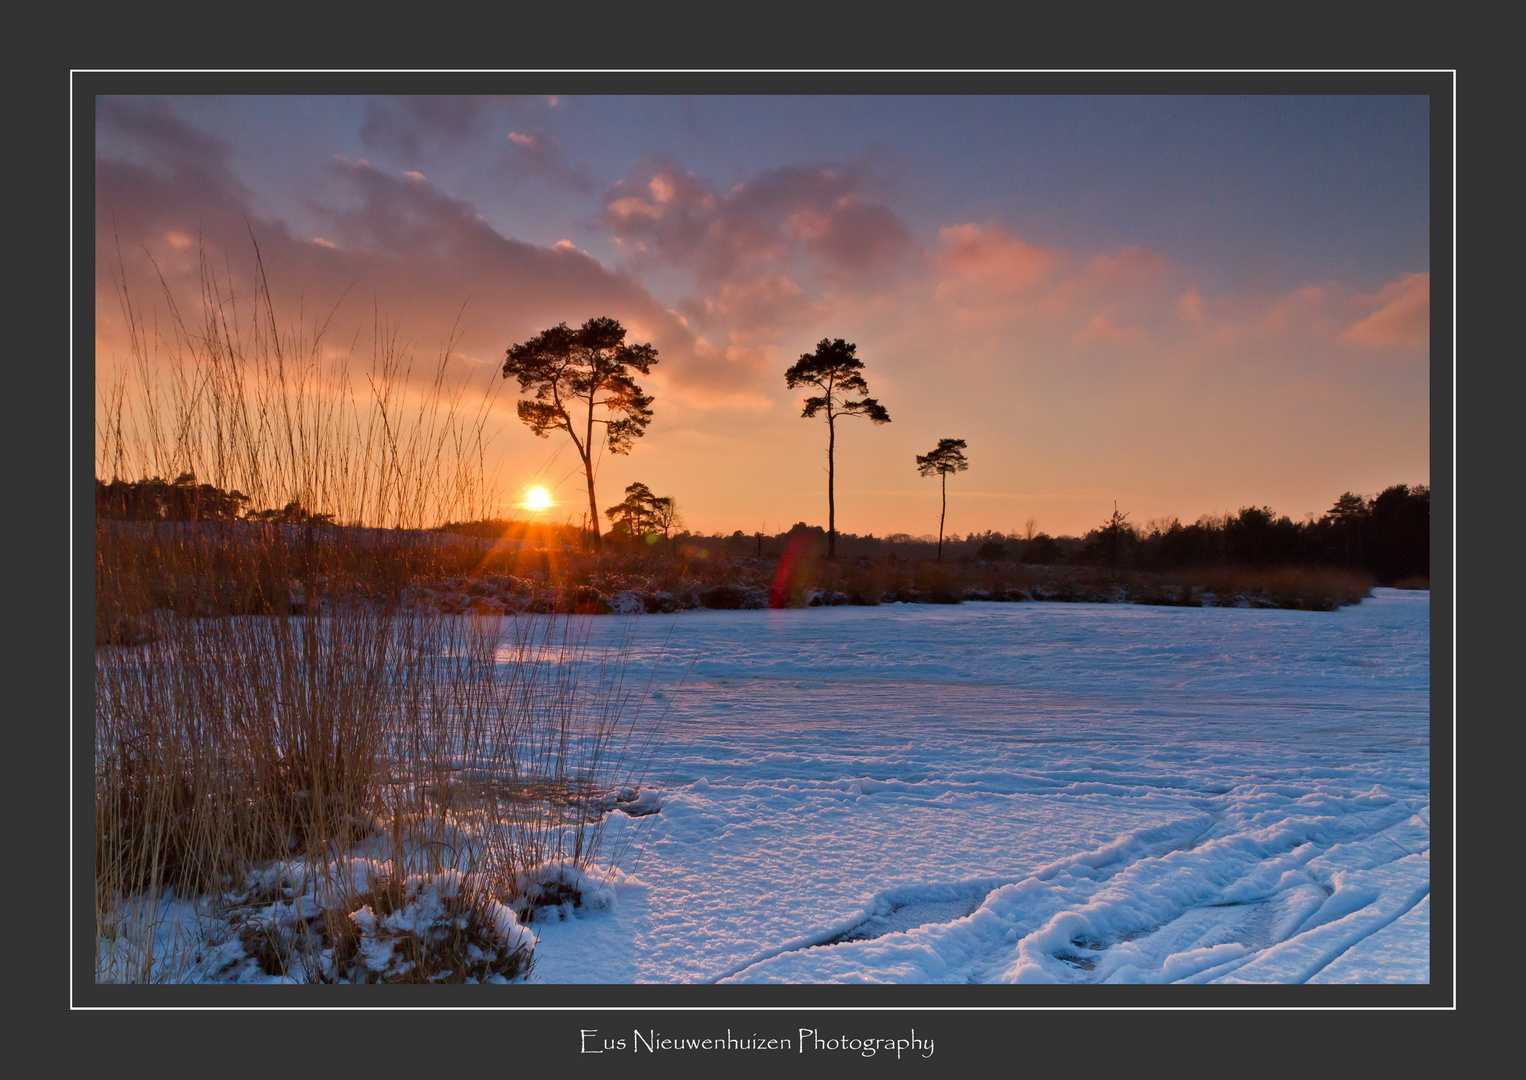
525, 591, 1430, 984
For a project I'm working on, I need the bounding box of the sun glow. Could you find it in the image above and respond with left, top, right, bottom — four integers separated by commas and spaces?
524, 486, 552, 511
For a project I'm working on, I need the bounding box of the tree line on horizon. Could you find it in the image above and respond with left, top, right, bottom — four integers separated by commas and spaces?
638, 483, 1428, 586
1061, 485, 1429, 585
433, 484, 1427, 587
96, 472, 1429, 585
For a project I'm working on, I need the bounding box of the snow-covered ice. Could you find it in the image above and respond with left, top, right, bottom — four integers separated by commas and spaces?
525, 589, 1429, 984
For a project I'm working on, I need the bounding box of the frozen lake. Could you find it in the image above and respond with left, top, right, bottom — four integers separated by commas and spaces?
526, 589, 1430, 984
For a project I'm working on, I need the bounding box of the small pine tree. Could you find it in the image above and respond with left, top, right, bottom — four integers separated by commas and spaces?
605, 482, 681, 547
915, 438, 969, 562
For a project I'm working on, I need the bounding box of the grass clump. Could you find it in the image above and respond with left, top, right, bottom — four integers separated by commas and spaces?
333, 868, 536, 984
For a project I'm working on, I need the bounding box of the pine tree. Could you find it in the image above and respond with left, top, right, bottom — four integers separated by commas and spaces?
784, 338, 890, 559
503, 317, 657, 547
914, 438, 969, 562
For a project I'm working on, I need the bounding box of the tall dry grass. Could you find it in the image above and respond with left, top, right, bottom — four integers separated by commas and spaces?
94, 243, 660, 983
1124, 565, 1374, 611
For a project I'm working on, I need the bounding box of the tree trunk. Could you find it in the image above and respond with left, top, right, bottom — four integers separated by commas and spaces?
584, 388, 601, 548
937, 472, 946, 562
583, 452, 601, 547
827, 411, 837, 559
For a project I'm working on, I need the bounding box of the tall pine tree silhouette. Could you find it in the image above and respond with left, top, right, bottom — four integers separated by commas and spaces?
784, 338, 890, 559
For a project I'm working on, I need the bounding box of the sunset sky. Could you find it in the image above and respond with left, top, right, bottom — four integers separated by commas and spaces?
92, 87, 1433, 539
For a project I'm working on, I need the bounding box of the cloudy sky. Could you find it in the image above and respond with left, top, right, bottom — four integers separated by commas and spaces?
93, 89, 1431, 538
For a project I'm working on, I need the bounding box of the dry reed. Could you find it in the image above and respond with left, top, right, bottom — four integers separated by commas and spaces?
94, 241, 661, 982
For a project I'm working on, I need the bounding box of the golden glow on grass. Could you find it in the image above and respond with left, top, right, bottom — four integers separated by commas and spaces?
524, 486, 552, 511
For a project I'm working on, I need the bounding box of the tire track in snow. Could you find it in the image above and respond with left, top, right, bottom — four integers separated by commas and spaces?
719, 815, 1213, 983
1297, 882, 1430, 984
722, 794, 1428, 984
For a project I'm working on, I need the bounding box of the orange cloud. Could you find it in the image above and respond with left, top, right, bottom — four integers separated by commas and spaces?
1185, 282, 1348, 347
935, 222, 1058, 295
1340, 272, 1429, 347
607, 195, 664, 222
1178, 289, 1205, 323
1073, 313, 1145, 347
1261, 284, 1332, 334
648, 174, 677, 204
651, 336, 775, 409
1085, 245, 1171, 284
935, 227, 1189, 351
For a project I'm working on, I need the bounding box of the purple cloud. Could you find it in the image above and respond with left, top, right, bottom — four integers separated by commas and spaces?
598, 156, 912, 335
95, 101, 771, 407
502, 127, 597, 194
358, 96, 503, 163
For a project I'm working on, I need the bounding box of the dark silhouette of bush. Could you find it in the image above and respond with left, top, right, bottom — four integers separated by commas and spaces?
1365, 484, 1429, 584
1021, 533, 1061, 564
1081, 505, 1136, 571
977, 540, 1009, 561
700, 583, 751, 609
96, 473, 250, 522
246, 499, 335, 525
605, 482, 681, 547
1222, 506, 1303, 567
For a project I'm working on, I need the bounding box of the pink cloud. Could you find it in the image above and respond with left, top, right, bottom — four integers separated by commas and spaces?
935, 222, 1057, 295
1340, 272, 1429, 347
499, 126, 596, 193
599, 157, 909, 290
94, 102, 764, 410
797, 196, 910, 275
1179, 282, 1348, 347
1073, 313, 1145, 347
358, 96, 503, 163
1085, 245, 1171, 283
607, 195, 665, 222
591, 156, 915, 370
650, 336, 776, 408
934, 227, 1180, 348
689, 273, 830, 335
1260, 284, 1333, 334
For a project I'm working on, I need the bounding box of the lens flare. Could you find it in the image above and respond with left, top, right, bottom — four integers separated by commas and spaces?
524, 486, 551, 511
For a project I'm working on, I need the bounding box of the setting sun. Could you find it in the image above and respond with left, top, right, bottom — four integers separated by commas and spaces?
524, 486, 552, 511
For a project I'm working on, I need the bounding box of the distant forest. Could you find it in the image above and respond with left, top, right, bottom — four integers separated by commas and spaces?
95, 474, 332, 525
679, 484, 1427, 586
97, 475, 1429, 586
